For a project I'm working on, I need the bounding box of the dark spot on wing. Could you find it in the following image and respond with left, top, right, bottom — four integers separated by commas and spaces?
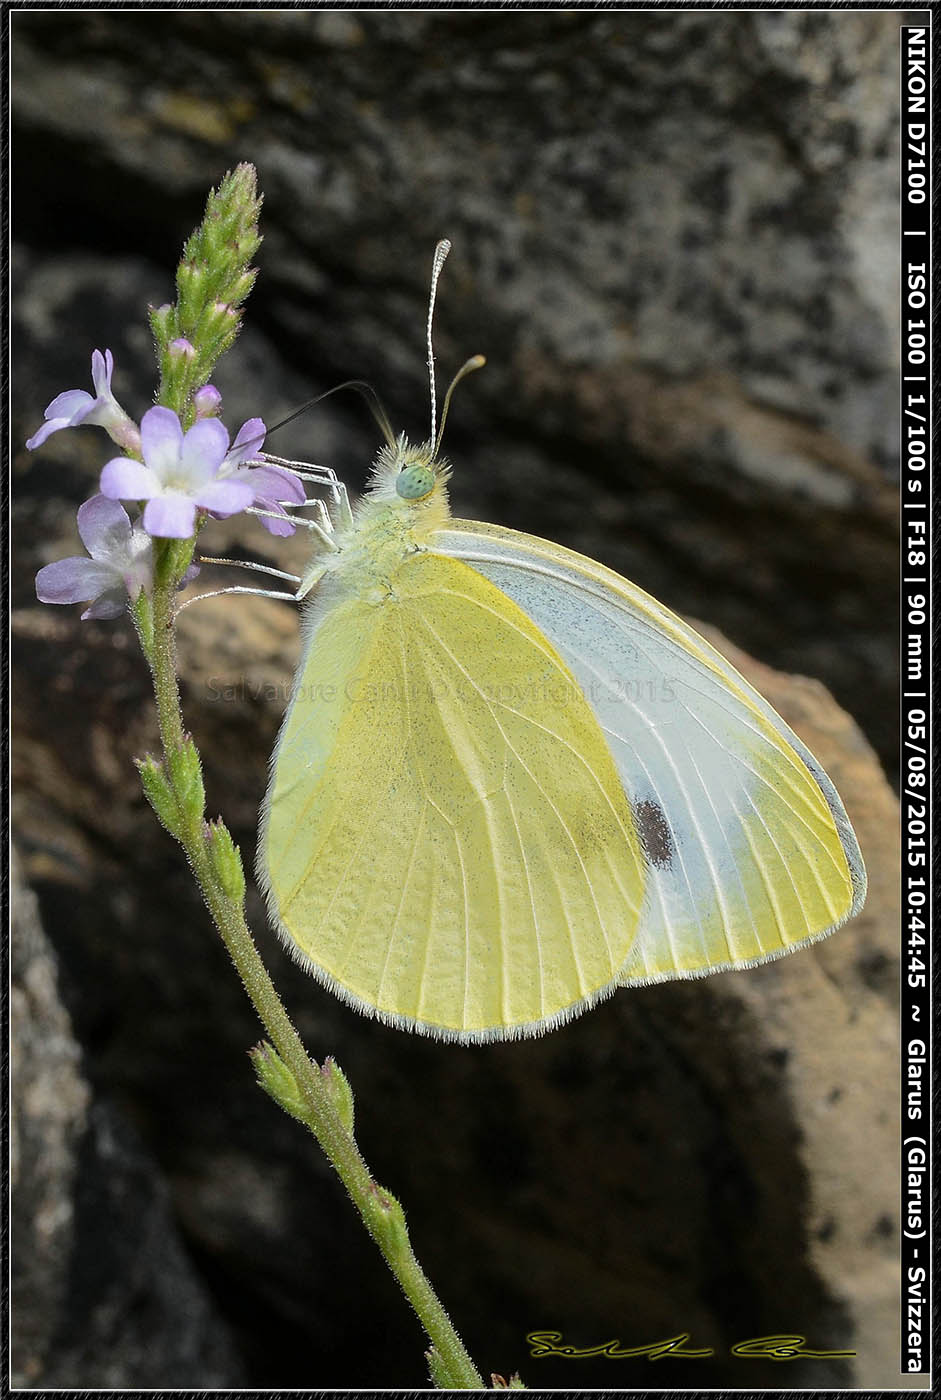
635, 799, 674, 869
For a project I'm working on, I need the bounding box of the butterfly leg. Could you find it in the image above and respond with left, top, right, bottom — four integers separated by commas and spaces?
247, 506, 340, 553
182, 549, 327, 606
256, 453, 354, 532
175, 581, 302, 612
198, 555, 302, 584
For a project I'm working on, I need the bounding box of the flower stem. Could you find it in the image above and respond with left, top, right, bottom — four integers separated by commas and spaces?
143, 577, 484, 1389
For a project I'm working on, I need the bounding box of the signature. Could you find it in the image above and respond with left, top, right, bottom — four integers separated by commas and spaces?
526, 1330, 856, 1361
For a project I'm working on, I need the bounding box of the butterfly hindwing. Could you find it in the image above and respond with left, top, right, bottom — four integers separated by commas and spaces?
260, 550, 646, 1039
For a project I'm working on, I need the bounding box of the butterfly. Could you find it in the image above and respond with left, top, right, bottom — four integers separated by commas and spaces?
255, 243, 866, 1042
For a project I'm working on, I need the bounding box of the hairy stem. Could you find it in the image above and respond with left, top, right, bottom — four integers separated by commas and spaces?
145, 576, 484, 1390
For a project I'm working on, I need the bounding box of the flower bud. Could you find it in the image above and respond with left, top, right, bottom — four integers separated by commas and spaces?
194, 384, 222, 419
367, 1183, 408, 1257
176, 260, 208, 325
321, 1056, 355, 1135
213, 300, 238, 329
427, 1348, 459, 1390
249, 1041, 309, 1124
169, 337, 196, 361
167, 736, 205, 818
229, 268, 257, 304
136, 754, 181, 837
149, 302, 176, 340
206, 819, 245, 902
177, 259, 204, 296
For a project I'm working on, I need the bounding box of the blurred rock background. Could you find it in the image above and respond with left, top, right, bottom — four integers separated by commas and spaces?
12, 8, 906, 1391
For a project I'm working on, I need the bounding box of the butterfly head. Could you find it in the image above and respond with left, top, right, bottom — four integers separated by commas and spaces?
366, 433, 451, 511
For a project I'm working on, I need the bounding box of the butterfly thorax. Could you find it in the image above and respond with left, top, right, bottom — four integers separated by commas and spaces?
323, 435, 452, 597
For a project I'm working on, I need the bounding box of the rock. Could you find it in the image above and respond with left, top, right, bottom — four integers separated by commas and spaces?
11, 854, 246, 1388
11, 850, 90, 1387
39, 1100, 247, 1389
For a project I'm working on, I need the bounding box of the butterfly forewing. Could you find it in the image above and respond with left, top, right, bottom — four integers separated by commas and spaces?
260, 550, 646, 1039
432, 520, 866, 985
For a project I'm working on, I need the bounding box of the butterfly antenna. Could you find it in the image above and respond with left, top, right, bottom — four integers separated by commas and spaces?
434, 355, 486, 457
427, 239, 451, 446
267, 381, 395, 449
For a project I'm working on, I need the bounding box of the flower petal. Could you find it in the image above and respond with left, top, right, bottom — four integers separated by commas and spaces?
44, 388, 96, 423
36, 556, 118, 605
140, 406, 185, 481
76, 495, 133, 562
100, 457, 160, 501
121, 550, 154, 599
194, 478, 255, 516
143, 493, 199, 539
257, 506, 297, 537
226, 417, 267, 466
82, 588, 128, 621
248, 464, 307, 505
26, 417, 73, 450
180, 417, 230, 483
82, 399, 125, 431
90, 348, 115, 397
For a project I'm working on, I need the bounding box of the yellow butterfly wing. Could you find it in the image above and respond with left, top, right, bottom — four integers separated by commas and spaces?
259, 549, 646, 1040
432, 519, 867, 985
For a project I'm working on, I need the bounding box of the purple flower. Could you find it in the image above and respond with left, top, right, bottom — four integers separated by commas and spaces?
100, 406, 254, 539
35, 495, 153, 620
26, 349, 141, 454
222, 418, 306, 536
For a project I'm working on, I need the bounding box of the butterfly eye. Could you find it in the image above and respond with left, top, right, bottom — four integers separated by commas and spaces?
395, 463, 436, 500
